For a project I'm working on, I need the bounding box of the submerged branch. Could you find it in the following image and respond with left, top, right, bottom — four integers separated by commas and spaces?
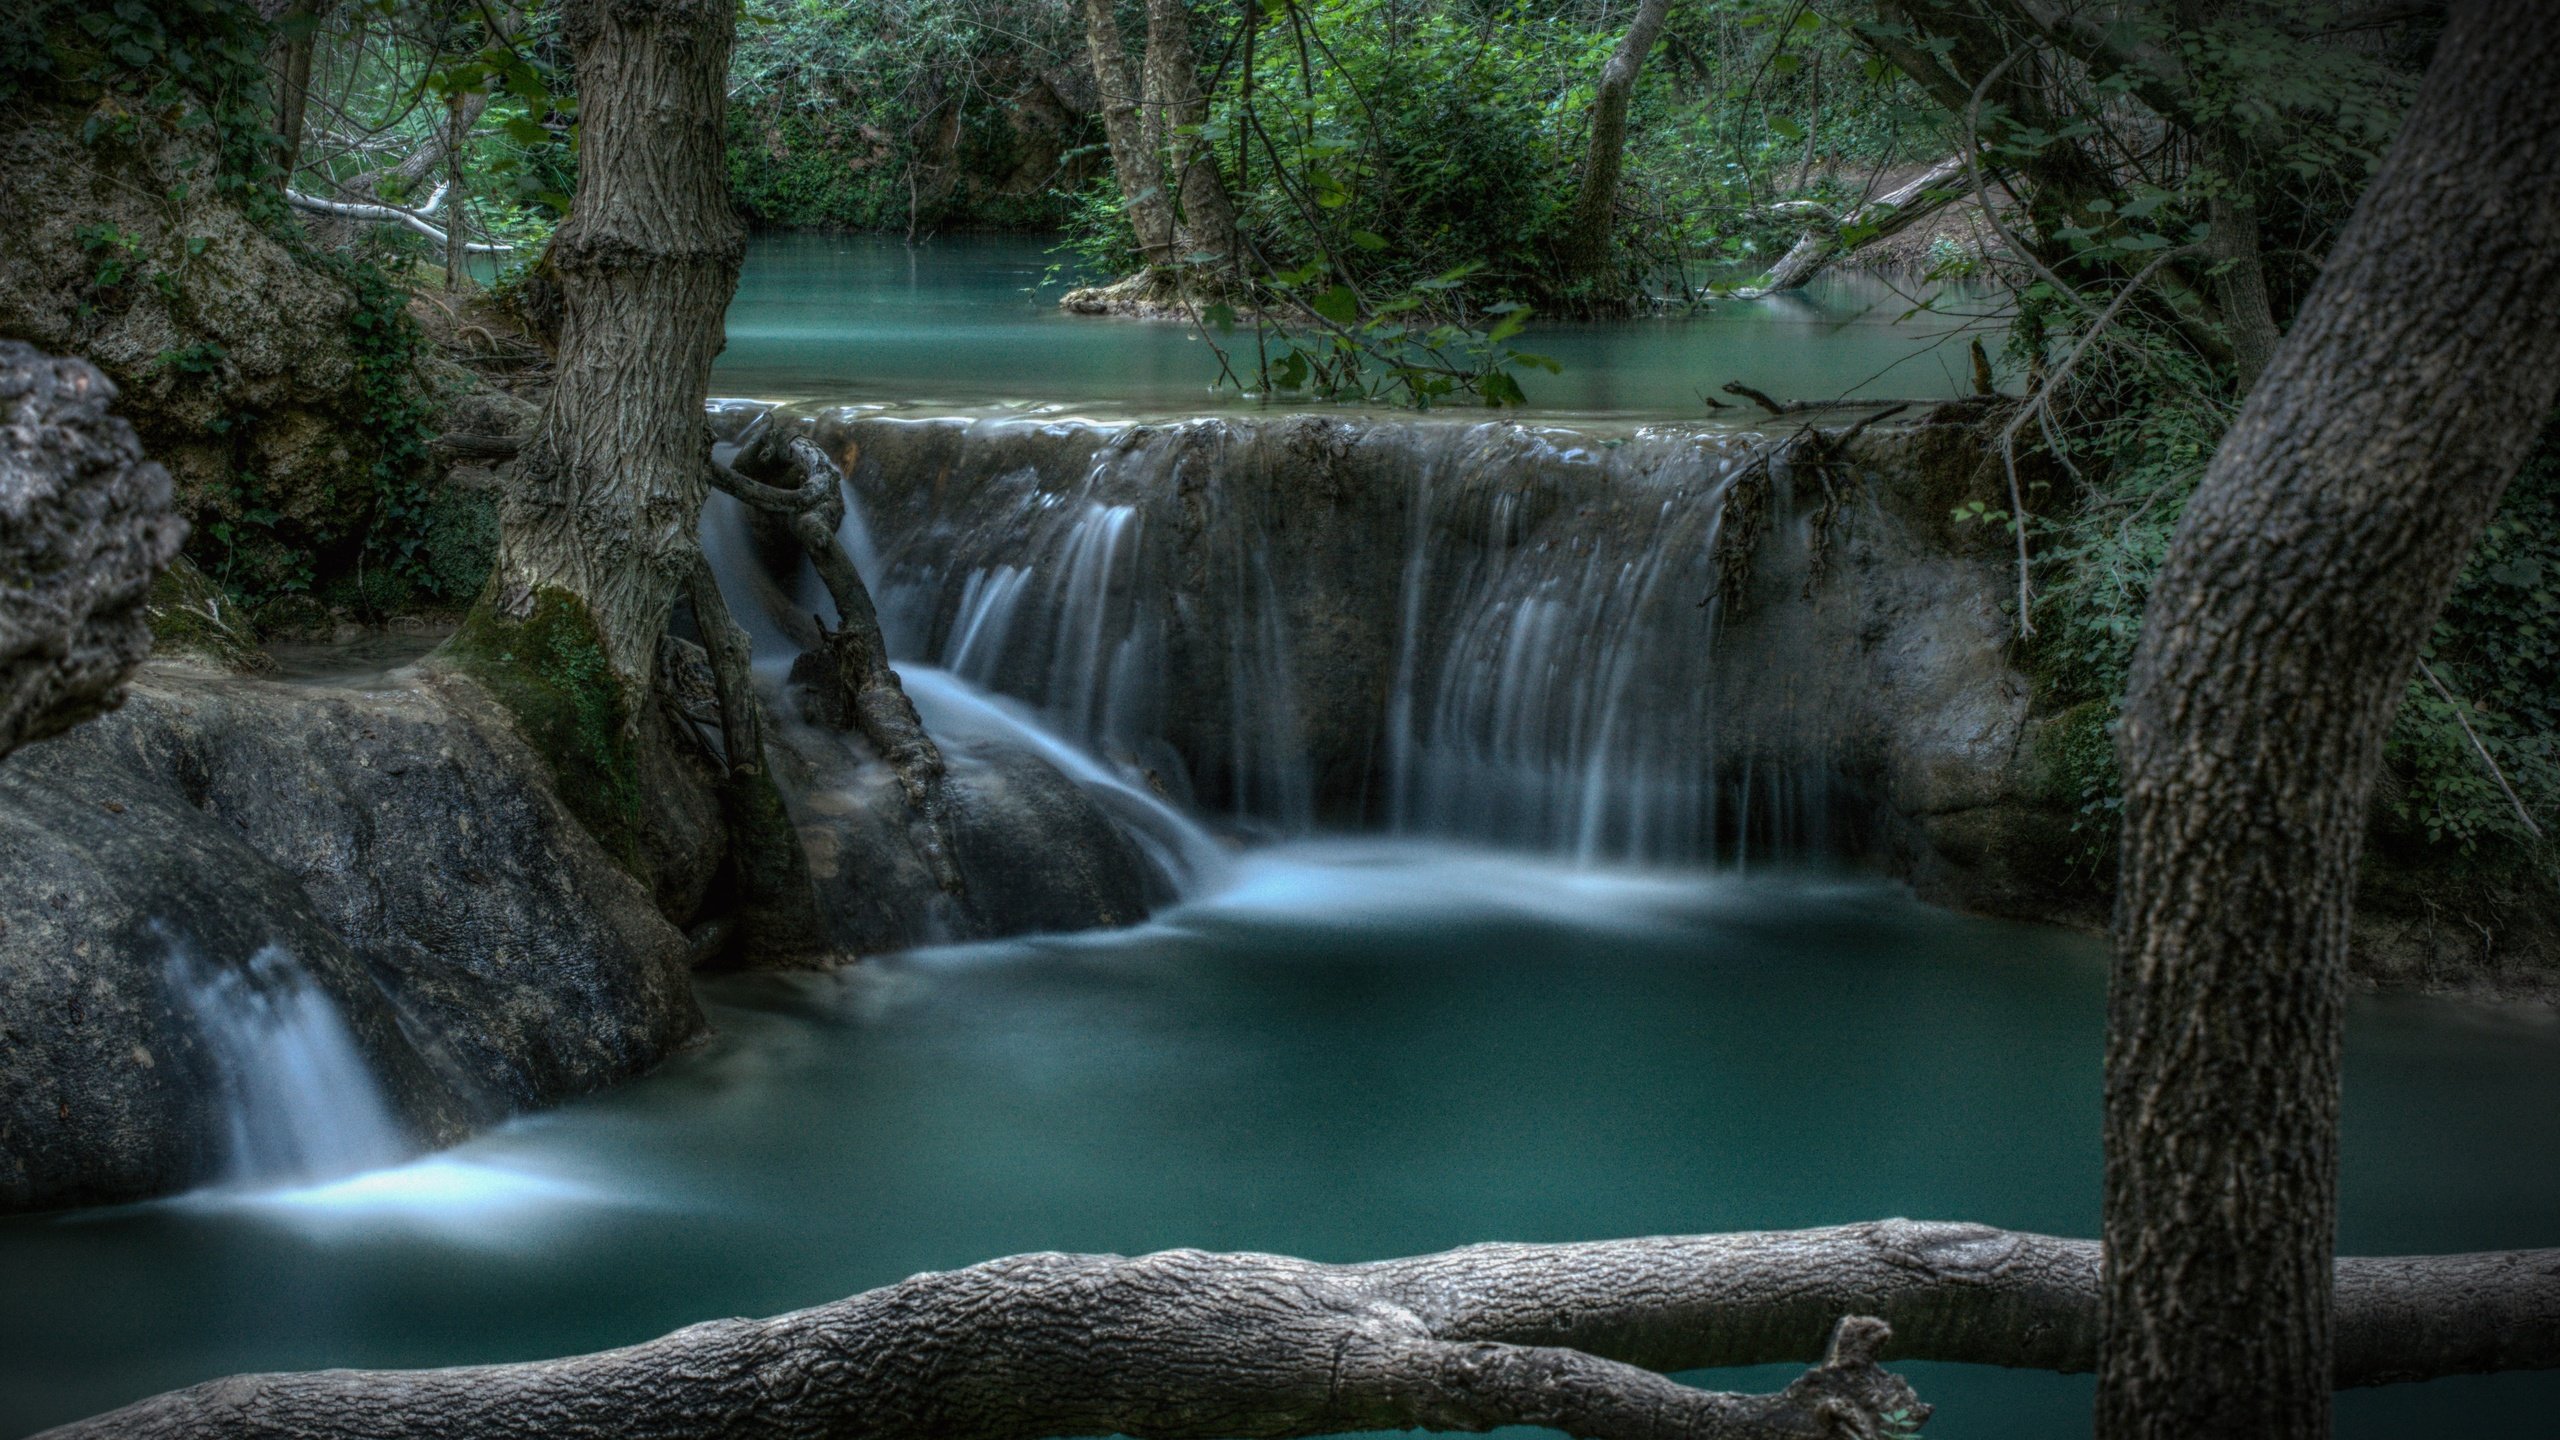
1718, 381, 1943, 417
45, 1221, 2560, 1439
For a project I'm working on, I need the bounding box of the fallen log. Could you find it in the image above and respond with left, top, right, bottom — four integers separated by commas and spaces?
285, 186, 515, 254
1721, 155, 1970, 300
39, 1221, 2559, 1439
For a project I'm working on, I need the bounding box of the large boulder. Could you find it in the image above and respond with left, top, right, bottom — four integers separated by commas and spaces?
0, 662, 703, 1213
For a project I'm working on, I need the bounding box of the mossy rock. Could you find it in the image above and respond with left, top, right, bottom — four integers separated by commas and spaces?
441, 588, 648, 875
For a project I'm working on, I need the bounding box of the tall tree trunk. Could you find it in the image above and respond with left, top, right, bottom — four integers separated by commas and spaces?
270, 2, 320, 190
443, 89, 468, 290
2169, 0, 2283, 392
1143, 0, 1237, 270
482, 0, 744, 690
1080, 0, 1175, 266
1555, 0, 1672, 286
2098, 5, 2560, 1438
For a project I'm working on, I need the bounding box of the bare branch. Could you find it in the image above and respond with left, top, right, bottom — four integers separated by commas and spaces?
286, 187, 514, 252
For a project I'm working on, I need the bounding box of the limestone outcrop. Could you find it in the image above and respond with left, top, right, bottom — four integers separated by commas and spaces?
0, 342, 186, 757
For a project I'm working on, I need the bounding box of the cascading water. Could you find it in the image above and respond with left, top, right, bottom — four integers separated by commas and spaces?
165, 937, 411, 1187
855, 419, 1317, 831
759, 408, 1849, 870
698, 427, 1233, 899
1381, 434, 1729, 862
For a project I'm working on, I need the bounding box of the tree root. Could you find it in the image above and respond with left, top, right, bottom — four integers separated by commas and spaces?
43, 1220, 2560, 1439
715, 419, 964, 897
681, 556, 828, 961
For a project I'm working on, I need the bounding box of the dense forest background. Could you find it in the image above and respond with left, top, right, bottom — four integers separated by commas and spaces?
0, 0, 2550, 908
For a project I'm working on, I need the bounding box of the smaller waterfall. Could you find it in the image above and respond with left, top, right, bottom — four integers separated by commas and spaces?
902, 666, 1230, 894
167, 938, 410, 1187
1382, 432, 1738, 864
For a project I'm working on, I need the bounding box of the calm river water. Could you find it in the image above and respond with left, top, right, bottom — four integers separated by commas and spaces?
4, 848, 2557, 1437
712, 232, 1994, 416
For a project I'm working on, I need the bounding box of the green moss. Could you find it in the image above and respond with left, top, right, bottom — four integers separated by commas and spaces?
445, 588, 647, 874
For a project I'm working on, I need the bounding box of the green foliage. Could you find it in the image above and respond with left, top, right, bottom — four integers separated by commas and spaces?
2382, 427, 2560, 863
2020, 328, 2556, 880
10, 0, 291, 224
449, 589, 648, 874
329, 253, 457, 606
293, 0, 577, 259
727, 0, 1083, 230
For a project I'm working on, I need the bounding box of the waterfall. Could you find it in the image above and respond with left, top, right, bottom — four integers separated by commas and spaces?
1380, 434, 1730, 862
716, 407, 1853, 871
900, 667, 1229, 892
166, 937, 411, 1187
698, 437, 1232, 898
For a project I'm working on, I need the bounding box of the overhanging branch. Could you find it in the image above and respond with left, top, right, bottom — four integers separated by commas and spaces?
286, 186, 515, 253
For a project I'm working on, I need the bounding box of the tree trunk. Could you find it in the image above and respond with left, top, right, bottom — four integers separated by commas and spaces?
2099, 5, 2560, 1438
270, 2, 321, 190
1080, 0, 1176, 266
1555, 0, 1672, 286
1143, 0, 1238, 270
2197, 188, 2279, 389
482, 0, 744, 690
43, 1221, 2560, 1439
2167, 0, 2284, 392
444, 90, 468, 290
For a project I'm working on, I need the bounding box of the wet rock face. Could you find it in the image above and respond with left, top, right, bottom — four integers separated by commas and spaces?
0, 664, 703, 1214
0, 343, 186, 758
777, 408, 2034, 869
773, 712, 1163, 957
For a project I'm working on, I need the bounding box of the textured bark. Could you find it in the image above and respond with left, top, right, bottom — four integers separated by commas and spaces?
1556, 0, 1672, 284
1143, 0, 1238, 268
0, 342, 185, 760
485, 0, 743, 688
2099, 5, 2560, 1439
1081, 0, 1176, 265
43, 1221, 2560, 1439
2198, 189, 2279, 390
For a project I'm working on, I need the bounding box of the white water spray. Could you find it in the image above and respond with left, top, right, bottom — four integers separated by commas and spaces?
166, 938, 411, 1187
